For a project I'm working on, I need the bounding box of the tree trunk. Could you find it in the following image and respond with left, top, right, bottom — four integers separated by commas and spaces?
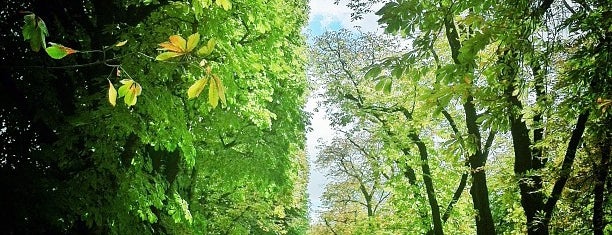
410, 134, 444, 235
593, 124, 610, 235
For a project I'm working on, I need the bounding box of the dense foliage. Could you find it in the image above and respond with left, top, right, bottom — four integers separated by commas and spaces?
0, 0, 309, 234
309, 0, 610, 234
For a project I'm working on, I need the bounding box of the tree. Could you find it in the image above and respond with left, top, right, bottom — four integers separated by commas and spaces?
315, 131, 393, 233
310, 29, 480, 234
0, 0, 309, 233
326, 0, 611, 233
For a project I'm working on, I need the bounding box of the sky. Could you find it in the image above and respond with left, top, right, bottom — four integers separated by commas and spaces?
304, 0, 381, 223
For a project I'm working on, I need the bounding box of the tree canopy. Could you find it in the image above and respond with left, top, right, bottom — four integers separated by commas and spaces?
309, 0, 610, 234
1, 0, 309, 234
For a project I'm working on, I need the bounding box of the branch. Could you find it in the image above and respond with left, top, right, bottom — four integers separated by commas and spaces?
543, 111, 589, 222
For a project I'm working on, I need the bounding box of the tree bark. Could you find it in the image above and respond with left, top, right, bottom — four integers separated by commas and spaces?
593, 133, 610, 235
410, 134, 444, 235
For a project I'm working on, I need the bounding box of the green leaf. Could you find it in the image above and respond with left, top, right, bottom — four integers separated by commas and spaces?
375, 79, 386, 91
197, 38, 216, 56
156, 52, 181, 61
383, 79, 392, 94
23, 14, 49, 52
187, 78, 208, 99
364, 66, 382, 79
45, 43, 78, 59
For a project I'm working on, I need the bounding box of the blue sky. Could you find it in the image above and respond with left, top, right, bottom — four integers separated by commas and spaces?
304, 0, 382, 223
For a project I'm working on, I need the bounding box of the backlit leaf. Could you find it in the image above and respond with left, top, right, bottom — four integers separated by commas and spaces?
365, 66, 382, 79
187, 78, 208, 99
45, 43, 78, 59
208, 77, 219, 108
118, 80, 142, 106
169, 35, 187, 52
186, 33, 200, 52
213, 75, 226, 106
216, 0, 232, 10
156, 52, 182, 61
108, 79, 117, 107
115, 40, 128, 47
197, 38, 216, 56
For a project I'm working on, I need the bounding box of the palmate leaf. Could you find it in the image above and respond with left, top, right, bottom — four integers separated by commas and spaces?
117, 79, 142, 106
157, 33, 200, 60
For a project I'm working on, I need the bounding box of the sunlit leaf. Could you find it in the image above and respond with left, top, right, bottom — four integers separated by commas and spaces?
108, 79, 117, 107
208, 77, 219, 108
212, 75, 226, 106
156, 52, 182, 61
115, 40, 128, 47
117, 79, 142, 106
186, 33, 200, 52
169, 35, 187, 52
197, 38, 216, 56
216, 0, 232, 10
187, 78, 208, 99
45, 43, 78, 59
383, 79, 392, 94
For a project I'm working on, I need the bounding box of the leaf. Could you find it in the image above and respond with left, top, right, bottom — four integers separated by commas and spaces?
213, 75, 226, 106
169, 35, 187, 52
365, 66, 382, 79
117, 79, 142, 106
197, 38, 216, 56
186, 33, 200, 52
208, 77, 219, 108
383, 79, 392, 94
156, 52, 182, 61
45, 43, 78, 59
108, 80, 117, 107
23, 14, 48, 52
187, 78, 208, 99
375, 79, 385, 91
216, 0, 232, 10
115, 40, 128, 47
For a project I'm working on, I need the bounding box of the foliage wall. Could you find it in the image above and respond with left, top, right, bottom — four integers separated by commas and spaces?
0, 0, 309, 234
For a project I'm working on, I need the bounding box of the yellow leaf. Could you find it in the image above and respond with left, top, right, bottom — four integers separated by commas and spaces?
115, 40, 128, 47
108, 79, 117, 107
124, 82, 142, 106
208, 77, 219, 108
213, 75, 226, 106
187, 78, 208, 99
216, 0, 232, 10
186, 33, 200, 52
156, 52, 182, 61
169, 35, 187, 52
158, 42, 183, 52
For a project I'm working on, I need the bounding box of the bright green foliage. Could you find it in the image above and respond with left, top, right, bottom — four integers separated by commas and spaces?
311, 0, 610, 233
2, 0, 309, 234
45, 43, 78, 59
